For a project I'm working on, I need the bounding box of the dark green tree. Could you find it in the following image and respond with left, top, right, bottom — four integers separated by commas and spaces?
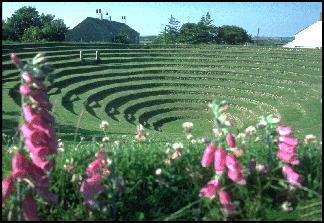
217, 25, 252, 44
41, 19, 68, 41
114, 27, 133, 44
39, 13, 55, 27
179, 23, 199, 44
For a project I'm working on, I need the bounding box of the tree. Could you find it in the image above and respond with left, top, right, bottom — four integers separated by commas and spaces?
114, 27, 133, 44
179, 23, 199, 44
42, 19, 68, 41
22, 26, 43, 41
3, 6, 69, 42
5, 6, 41, 41
165, 15, 180, 43
39, 13, 55, 27
217, 25, 252, 44
196, 12, 218, 43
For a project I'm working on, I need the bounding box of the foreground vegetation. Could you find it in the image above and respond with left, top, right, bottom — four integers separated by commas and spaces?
2, 125, 322, 220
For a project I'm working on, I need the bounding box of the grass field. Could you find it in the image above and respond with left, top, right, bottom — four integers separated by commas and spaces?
2, 42, 322, 220
2, 42, 322, 142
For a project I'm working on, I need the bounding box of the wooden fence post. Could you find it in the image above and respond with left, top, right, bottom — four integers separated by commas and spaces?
80, 50, 83, 61
96, 50, 100, 63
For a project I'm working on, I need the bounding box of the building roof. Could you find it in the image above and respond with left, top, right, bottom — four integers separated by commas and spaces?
65, 17, 139, 41
283, 20, 322, 49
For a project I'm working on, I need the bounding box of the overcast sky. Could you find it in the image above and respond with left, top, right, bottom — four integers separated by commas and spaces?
2, 2, 322, 37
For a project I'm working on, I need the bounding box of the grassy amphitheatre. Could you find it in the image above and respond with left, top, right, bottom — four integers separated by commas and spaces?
2, 42, 322, 141
2, 42, 322, 220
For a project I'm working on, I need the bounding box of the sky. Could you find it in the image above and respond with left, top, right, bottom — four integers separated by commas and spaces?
2, 2, 322, 37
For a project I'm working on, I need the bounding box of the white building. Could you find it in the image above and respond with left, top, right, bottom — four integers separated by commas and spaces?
283, 13, 322, 49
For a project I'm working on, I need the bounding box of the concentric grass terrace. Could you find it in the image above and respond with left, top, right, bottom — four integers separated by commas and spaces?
2, 42, 322, 141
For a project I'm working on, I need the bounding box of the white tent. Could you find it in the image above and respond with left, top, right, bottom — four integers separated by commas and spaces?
283, 20, 322, 49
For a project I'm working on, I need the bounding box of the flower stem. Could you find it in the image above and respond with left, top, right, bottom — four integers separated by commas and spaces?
16, 74, 25, 221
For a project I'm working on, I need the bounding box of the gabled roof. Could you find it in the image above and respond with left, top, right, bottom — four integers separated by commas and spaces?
283, 20, 322, 49
65, 17, 139, 41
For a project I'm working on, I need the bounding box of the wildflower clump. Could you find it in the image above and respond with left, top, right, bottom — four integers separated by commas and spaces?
182, 122, 194, 139
2, 53, 57, 220
199, 100, 246, 215
135, 124, 146, 141
276, 126, 303, 186
80, 151, 111, 210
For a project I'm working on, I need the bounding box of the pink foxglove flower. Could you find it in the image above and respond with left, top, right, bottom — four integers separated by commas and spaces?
23, 104, 37, 123
38, 108, 55, 125
86, 158, 106, 177
201, 143, 215, 167
214, 147, 226, 175
10, 53, 21, 66
218, 190, 236, 214
80, 174, 105, 209
12, 152, 30, 179
22, 72, 33, 83
226, 133, 236, 148
279, 136, 298, 147
282, 165, 303, 186
225, 153, 246, 184
19, 84, 31, 96
227, 169, 246, 185
225, 153, 238, 171
2, 175, 15, 207
276, 150, 300, 165
35, 184, 59, 204
278, 143, 296, 154
22, 195, 39, 221
277, 126, 292, 136
30, 152, 54, 171
29, 90, 52, 109
199, 179, 220, 199
20, 123, 36, 139
95, 151, 107, 159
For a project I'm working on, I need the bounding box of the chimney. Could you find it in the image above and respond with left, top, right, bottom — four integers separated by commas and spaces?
320, 12, 322, 21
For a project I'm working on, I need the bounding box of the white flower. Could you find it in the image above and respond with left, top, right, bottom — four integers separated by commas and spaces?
191, 139, 197, 144
102, 136, 110, 142
58, 141, 64, 148
100, 121, 109, 130
106, 158, 112, 166
272, 117, 281, 124
114, 140, 120, 146
182, 122, 193, 131
155, 168, 162, 176
236, 133, 246, 140
186, 134, 193, 140
304, 134, 317, 144
281, 201, 293, 211
212, 128, 223, 137
137, 124, 145, 131
172, 142, 184, 150
245, 126, 256, 136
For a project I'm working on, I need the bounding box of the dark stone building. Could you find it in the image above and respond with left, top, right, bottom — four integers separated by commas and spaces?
65, 17, 140, 44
